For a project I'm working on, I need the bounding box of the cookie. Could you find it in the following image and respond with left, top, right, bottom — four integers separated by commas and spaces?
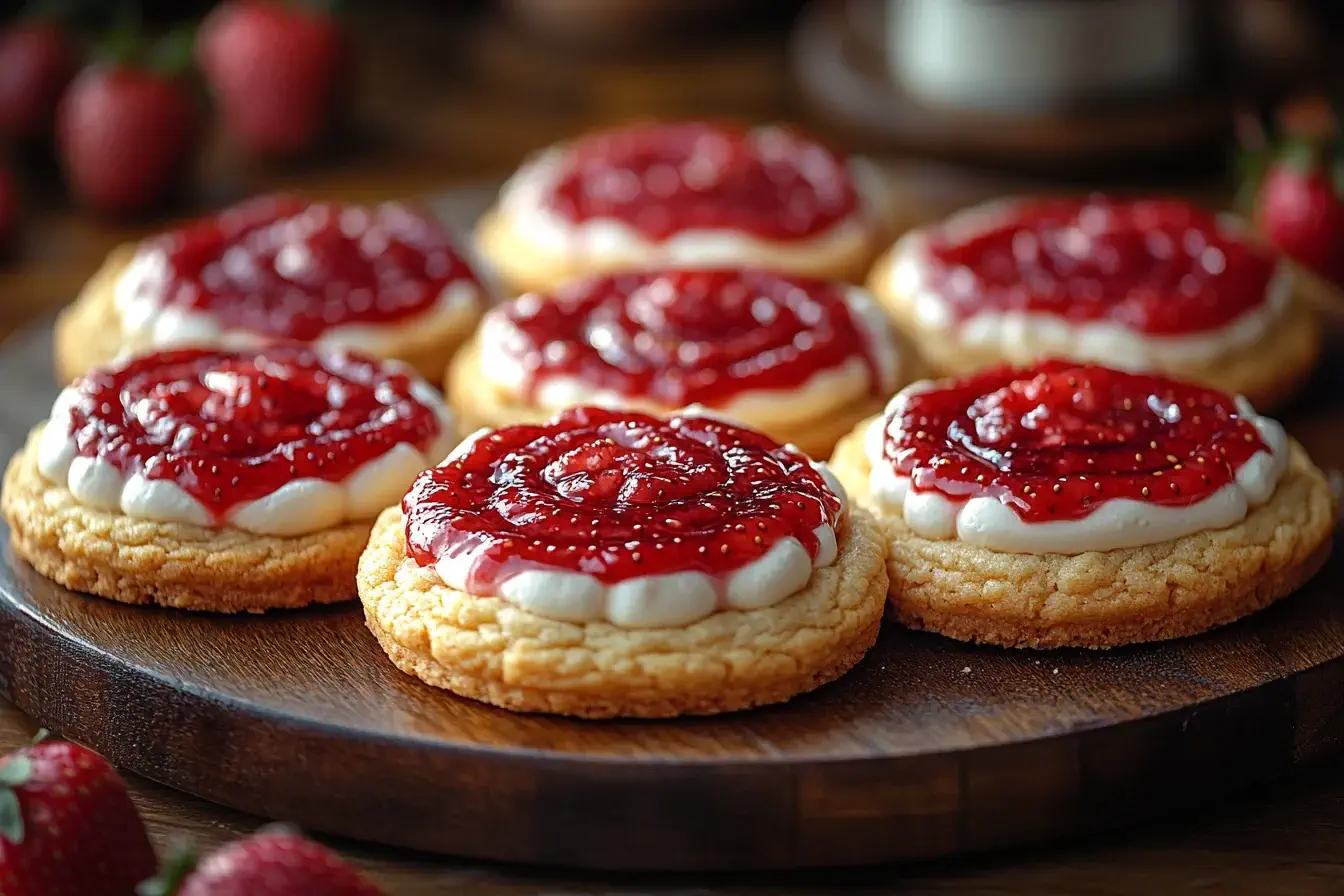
829, 361, 1336, 648
446, 268, 907, 459
476, 120, 892, 293
357, 407, 887, 718
868, 196, 1320, 408
4, 345, 456, 611
54, 195, 488, 383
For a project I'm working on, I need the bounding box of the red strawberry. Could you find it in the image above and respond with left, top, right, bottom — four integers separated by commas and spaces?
1254, 139, 1344, 287
57, 62, 198, 216
0, 21, 77, 141
142, 828, 383, 896
198, 1, 345, 157
0, 736, 157, 896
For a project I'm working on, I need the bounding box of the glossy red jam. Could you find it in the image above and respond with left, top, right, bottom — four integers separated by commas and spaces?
494, 269, 885, 407
63, 347, 442, 521
541, 121, 862, 242
129, 195, 481, 341
919, 197, 1278, 335
404, 407, 844, 588
884, 361, 1268, 521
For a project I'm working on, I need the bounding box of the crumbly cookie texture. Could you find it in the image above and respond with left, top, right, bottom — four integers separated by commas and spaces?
474, 207, 884, 295
830, 420, 1337, 649
445, 338, 889, 460
866, 245, 1322, 411
54, 244, 482, 384
3, 428, 370, 612
357, 506, 888, 718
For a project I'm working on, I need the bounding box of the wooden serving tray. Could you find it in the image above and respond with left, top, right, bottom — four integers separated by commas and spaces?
0, 188, 1342, 871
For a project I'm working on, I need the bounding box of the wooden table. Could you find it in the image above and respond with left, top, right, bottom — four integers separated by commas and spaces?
2, 4, 1343, 892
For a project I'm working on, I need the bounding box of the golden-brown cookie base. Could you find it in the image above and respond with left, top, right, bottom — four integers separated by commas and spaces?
446, 338, 890, 460
475, 207, 885, 296
866, 244, 1322, 411
830, 420, 1337, 649
2, 428, 371, 612
357, 506, 888, 718
54, 244, 482, 384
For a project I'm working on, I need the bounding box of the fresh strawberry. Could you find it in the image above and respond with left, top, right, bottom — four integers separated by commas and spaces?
198, 1, 345, 157
141, 827, 383, 896
1253, 139, 1344, 287
56, 59, 198, 216
0, 735, 157, 896
0, 20, 77, 141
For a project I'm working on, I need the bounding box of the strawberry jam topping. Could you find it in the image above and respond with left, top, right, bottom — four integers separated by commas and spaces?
884, 361, 1269, 521
920, 197, 1278, 335
493, 269, 885, 407
404, 407, 844, 589
125, 195, 481, 341
62, 347, 442, 521
541, 121, 862, 241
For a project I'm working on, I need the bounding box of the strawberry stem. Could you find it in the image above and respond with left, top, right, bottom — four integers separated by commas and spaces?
30, 728, 48, 745
136, 841, 198, 896
0, 754, 31, 846
146, 24, 195, 77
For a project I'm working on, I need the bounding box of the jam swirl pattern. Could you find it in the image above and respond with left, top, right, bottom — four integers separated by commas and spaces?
120, 195, 481, 341
918, 197, 1278, 335
540, 121, 862, 242
53, 346, 444, 520
488, 269, 890, 407
404, 407, 845, 594
882, 361, 1271, 522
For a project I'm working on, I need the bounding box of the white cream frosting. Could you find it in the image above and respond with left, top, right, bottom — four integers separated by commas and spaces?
111, 247, 484, 356
425, 416, 850, 628
35, 364, 457, 537
879, 200, 1291, 369
864, 385, 1289, 555
496, 131, 886, 269
477, 285, 901, 427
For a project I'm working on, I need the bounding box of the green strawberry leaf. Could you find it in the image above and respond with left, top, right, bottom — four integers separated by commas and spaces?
30, 729, 48, 746
1276, 136, 1323, 172
0, 788, 23, 845
291, 0, 346, 15
147, 25, 195, 78
0, 756, 33, 788
136, 841, 198, 896
1234, 146, 1273, 214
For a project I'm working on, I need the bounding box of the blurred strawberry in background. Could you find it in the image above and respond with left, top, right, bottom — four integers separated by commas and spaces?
56, 24, 199, 217
1254, 137, 1344, 288
198, 0, 345, 158
143, 827, 384, 896
0, 18, 76, 143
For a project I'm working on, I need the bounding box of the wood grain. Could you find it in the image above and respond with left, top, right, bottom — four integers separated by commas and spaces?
2, 258, 1344, 869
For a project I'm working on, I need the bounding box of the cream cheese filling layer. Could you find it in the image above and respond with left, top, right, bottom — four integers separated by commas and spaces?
496, 138, 886, 270
35, 370, 457, 537
878, 200, 1291, 369
425, 419, 850, 629
477, 285, 901, 428
111, 248, 484, 356
863, 386, 1289, 554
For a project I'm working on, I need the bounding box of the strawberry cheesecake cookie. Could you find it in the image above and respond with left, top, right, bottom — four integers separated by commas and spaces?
448, 268, 905, 458
4, 345, 456, 611
55, 194, 488, 383
358, 407, 887, 718
830, 360, 1335, 648
869, 196, 1319, 408
477, 120, 891, 292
